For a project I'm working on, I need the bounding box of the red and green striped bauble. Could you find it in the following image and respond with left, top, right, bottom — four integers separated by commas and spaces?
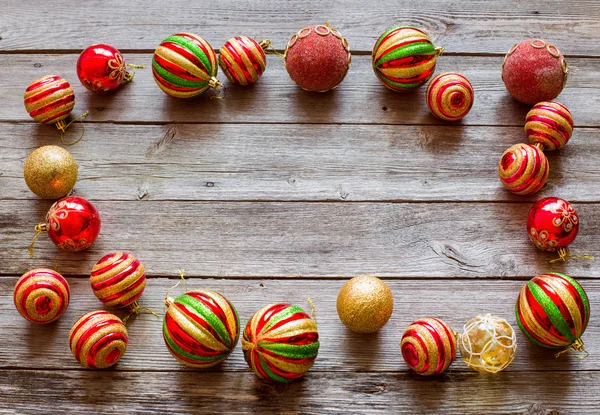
90, 252, 146, 310
163, 290, 240, 368
152, 33, 221, 98
401, 318, 456, 376
372, 26, 442, 92
14, 268, 70, 324
69, 311, 128, 369
242, 303, 319, 383
516, 273, 589, 353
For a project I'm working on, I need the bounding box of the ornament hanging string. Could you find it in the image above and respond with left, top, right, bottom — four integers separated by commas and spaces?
123, 63, 146, 83
307, 297, 317, 326
554, 338, 589, 359
164, 269, 188, 310
258, 38, 285, 59
549, 247, 595, 263
58, 111, 89, 146
122, 299, 160, 325
28, 223, 48, 258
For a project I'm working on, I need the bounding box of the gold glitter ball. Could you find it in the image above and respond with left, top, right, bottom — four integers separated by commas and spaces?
336, 276, 393, 333
24, 145, 78, 199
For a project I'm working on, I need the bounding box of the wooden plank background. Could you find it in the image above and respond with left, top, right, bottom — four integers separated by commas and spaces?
0, 1, 599, 414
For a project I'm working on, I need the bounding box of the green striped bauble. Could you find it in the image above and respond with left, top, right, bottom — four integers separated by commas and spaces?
163, 290, 240, 368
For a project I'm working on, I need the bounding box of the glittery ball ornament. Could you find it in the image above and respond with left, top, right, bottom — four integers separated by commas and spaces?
14, 268, 70, 324
516, 273, 589, 356
284, 24, 351, 92
502, 39, 568, 104
242, 303, 319, 382
426, 72, 474, 121
24, 145, 78, 199
32, 196, 101, 253
219, 36, 269, 86
525, 101, 573, 151
336, 276, 393, 334
498, 143, 548, 195
69, 311, 128, 369
527, 197, 580, 262
24, 75, 75, 130
77, 44, 136, 92
152, 33, 221, 98
372, 26, 443, 92
458, 314, 517, 374
163, 290, 240, 368
90, 252, 147, 310
401, 318, 456, 376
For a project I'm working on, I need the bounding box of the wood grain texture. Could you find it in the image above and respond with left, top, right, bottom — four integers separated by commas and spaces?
1, 122, 599, 202
1, 0, 600, 56
3, 54, 600, 126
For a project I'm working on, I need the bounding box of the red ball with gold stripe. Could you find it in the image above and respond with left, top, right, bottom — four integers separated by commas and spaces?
69, 311, 128, 369
90, 252, 147, 312
219, 36, 269, 86
525, 101, 573, 151
14, 268, 70, 324
401, 318, 456, 375
498, 143, 549, 195
426, 72, 474, 121
24, 75, 75, 132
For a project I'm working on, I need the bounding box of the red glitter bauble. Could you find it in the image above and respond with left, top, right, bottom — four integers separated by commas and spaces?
77, 44, 131, 92
527, 197, 579, 254
502, 39, 568, 104
284, 24, 351, 92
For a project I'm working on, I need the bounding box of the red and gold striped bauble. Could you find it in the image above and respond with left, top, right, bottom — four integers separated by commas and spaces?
401, 318, 456, 375
14, 268, 70, 324
498, 143, 549, 195
516, 273, 589, 353
242, 303, 319, 382
219, 36, 268, 86
69, 311, 128, 369
90, 252, 147, 310
24, 75, 75, 130
525, 101, 573, 151
426, 72, 474, 121
163, 290, 240, 368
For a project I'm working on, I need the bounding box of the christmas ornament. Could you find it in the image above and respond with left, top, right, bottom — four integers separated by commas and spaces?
13, 268, 70, 324
284, 24, 351, 92
458, 314, 517, 374
163, 290, 240, 368
502, 39, 568, 104
90, 252, 147, 311
219, 36, 270, 86
516, 273, 589, 356
336, 275, 393, 333
498, 143, 549, 195
525, 101, 573, 151
426, 72, 474, 121
23, 145, 78, 199
77, 43, 144, 92
69, 310, 128, 369
242, 303, 319, 382
152, 33, 221, 98
401, 318, 456, 376
372, 26, 443, 92
30, 196, 101, 255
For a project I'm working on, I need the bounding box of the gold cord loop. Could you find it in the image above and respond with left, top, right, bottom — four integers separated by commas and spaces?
29, 223, 49, 258
164, 269, 188, 310
435, 46, 445, 57
307, 297, 317, 326
122, 300, 160, 325
59, 111, 89, 146
124, 63, 146, 83
555, 338, 589, 359
550, 247, 595, 263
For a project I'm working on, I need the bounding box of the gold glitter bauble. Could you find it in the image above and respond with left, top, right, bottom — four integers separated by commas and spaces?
336, 276, 393, 333
458, 314, 517, 374
24, 145, 78, 199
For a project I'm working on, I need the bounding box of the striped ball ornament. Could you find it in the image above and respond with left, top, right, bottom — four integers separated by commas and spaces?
525, 101, 573, 151
152, 33, 221, 98
163, 290, 240, 368
69, 311, 128, 369
498, 143, 549, 195
516, 273, 589, 353
372, 26, 442, 92
426, 72, 474, 121
90, 252, 147, 310
401, 318, 456, 376
242, 303, 319, 383
219, 36, 268, 86
14, 268, 70, 324
24, 75, 75, 129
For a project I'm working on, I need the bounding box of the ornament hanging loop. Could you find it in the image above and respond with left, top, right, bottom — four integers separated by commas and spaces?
58, 111, 89, 146
122, 299, 160, 325
550, 247, 595, 263
29, 223, 49, 258
258, 37, 285, 59
164, 269, 188, 310
555, 338, 588, 359
435, 46, 445, 57
124, 64, 146, 83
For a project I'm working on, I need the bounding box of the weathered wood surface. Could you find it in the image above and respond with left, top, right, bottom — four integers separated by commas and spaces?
1, 0, 600, 56
3, 54, 600, 126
